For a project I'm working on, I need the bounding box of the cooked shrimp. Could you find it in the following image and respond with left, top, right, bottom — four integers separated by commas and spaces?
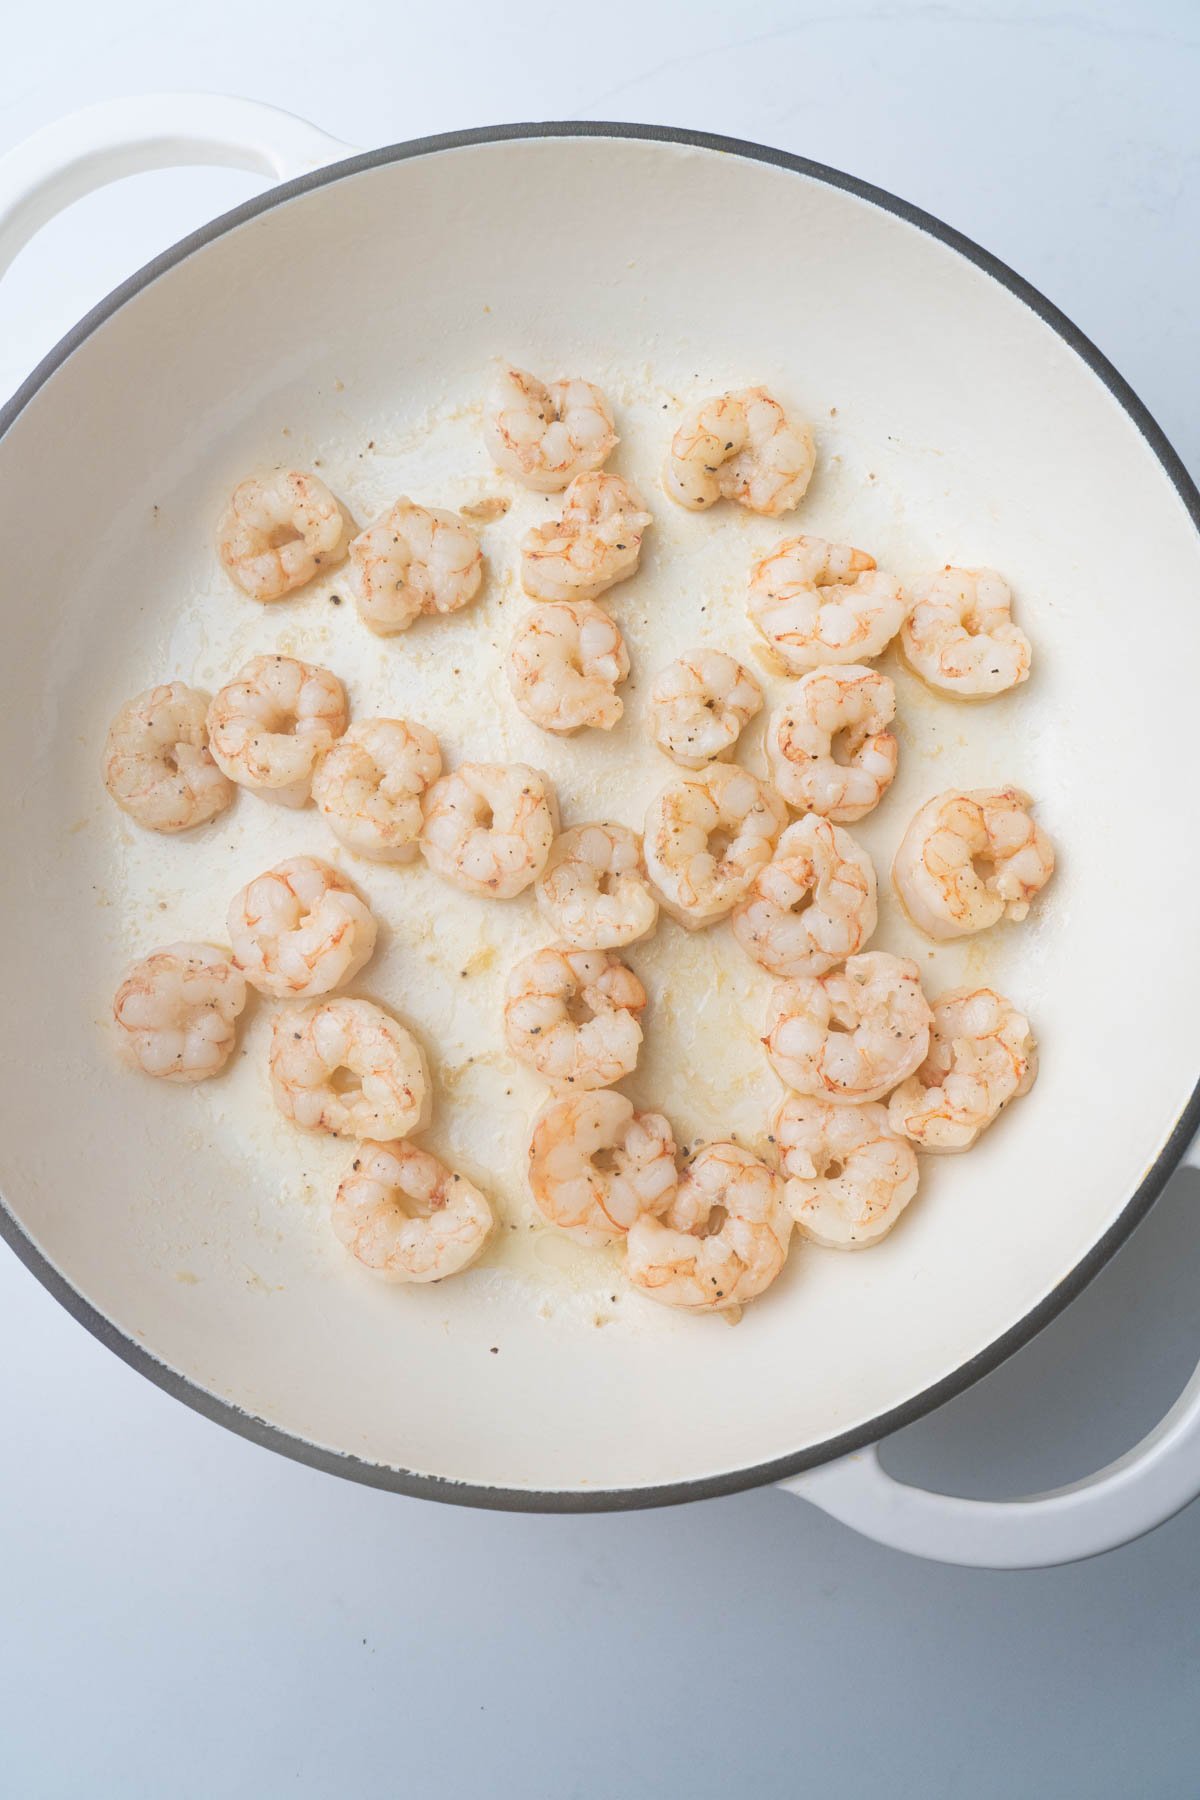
520, 472, 652, 602
506, 600, 629, 733
228, 855, 377, 997
766, 664, 897, 823
333, 1140, 493, 1282
774, 1095, 919, 1249
648, 649, 763, 769
888, 986, 1038, 1151
528, 1091, 677, 1246
764, 952, 932, 1104
748, 535, 905, 672
420, 762, 558, 898
207, 654, 347, 808
663, 387, 814, 516
504, 945, 645, 1090
731, 813, 877, 979
644, 763, 786, 928
535, 823, 659, 949
485, 365, 617, 492
103, 681, 233, 833
625, 1142, 791, 1312
113, 943, 247, 1083
218, 469, 348, 600
348, 498, 483, 635
312, 717, 441, 862
270, 999, 428, 1140
892, 787, 1055, 941
901, 567, 1032, 698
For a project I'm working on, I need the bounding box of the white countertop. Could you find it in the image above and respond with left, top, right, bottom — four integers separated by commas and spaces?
3, 3, 1199, 1794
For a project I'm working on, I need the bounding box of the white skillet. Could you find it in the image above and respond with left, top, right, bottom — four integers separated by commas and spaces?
2, 96, 1198, 1568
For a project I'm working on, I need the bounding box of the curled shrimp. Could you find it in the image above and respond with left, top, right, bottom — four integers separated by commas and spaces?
648, 649, 763, 769
764, 951, 932, 1104
207, 654, 347, 807
228, 855, 377, 997
766, 664, 898, 823
420, 762, 558, 898
312, 717, 442, 862
732, 813, 877, 979
644, 763, 786, 928
901, 567, 1032, 698
485, 365, 617, 492
270, 998, 429, 1140
218, 469, 348, 600
103, 681, 233, 833
113, 943, 247, 1083
888, 986, 1038, 1151
625, 1142, 791, 1312
892, 786, 1055, 941
333, 1141, 493, 1283
504, 944, 646, 1091
520, 472, 651, 602
535, 823, 659, 950
774, 1095, 920, 1249
348, 498, 483, 635
663, 387, 814, 516
748, 535, 905, 672
506, 600, 629, 734
528, 1091, 677, 1246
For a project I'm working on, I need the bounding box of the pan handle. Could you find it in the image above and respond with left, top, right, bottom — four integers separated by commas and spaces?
0, 93, 356, 274
780, 1136, 1200, 1567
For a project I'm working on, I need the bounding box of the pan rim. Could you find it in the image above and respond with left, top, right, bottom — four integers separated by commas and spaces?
3, 117, 1198, 1513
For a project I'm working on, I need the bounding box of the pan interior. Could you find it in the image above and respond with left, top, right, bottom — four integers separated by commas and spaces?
0, 132, 1197, 1497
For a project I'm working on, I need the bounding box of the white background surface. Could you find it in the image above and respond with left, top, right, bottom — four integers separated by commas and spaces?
2, 3, 1199, 1794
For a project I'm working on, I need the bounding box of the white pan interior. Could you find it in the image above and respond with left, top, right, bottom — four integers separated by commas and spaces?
1, 131, 1197, 1500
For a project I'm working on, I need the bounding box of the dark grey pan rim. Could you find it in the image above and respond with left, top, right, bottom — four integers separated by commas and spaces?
2, 119, 1198, 1514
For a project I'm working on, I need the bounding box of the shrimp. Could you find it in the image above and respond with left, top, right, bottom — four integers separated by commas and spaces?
766, 664, 897, 823
644, 763, 786, 928
520, 472, 652, 602
420, 762, 558, 898
901, 567, 1032, 698
763, 951, 932, 1104
535, 823, 659, 949
207, 654, 347, 808
648, 649, 763, 769
348, 498, 483, 635
332, 1140, 493, 1282
103, 681, 233, 833
112, 943, 247, 1083
485, 365, 617, 492
312, 717, 441, 862
528, 1091, 677, 1246
504, 945, 646, 1090
506, 600, 629, 734
228, 855, 377, 997
270, 999, 429, 1140
218, 469, 348, 600
748, 535, 905, 672
888, 986, 1038, 1151
774, 1095, 919, 1249
892, 787, 1055, 941
731, 813, 877, 979
625, 1142, 791, 1312
663, 387, 814, 516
